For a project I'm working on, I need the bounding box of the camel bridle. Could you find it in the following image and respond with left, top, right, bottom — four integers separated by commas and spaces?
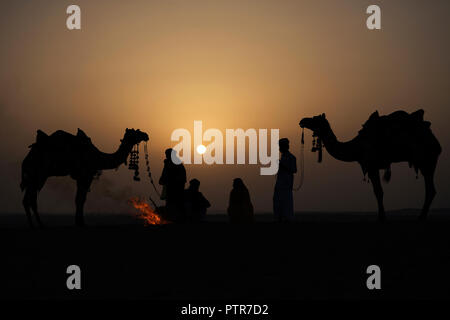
311, 130, 323, 163
126, 141, 162, 209
128, 143, 141, 181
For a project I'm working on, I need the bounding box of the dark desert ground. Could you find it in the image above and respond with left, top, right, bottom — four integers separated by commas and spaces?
1, 210, 450, 301
1, 2, 450, 308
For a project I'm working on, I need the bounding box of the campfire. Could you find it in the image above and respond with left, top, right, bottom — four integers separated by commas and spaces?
128, 197, 168, 225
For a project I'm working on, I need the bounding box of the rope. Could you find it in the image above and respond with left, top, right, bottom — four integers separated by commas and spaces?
293, 128, 305, 191
143, 141, 162, 208
147, 194, 159, 209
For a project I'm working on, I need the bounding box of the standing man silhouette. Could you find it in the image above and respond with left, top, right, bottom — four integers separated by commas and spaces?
273, 138, 297, 222
159, 148, 187, 222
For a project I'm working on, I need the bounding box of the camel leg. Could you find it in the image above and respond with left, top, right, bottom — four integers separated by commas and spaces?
22, 187, 35, 228
75, 177, 92, 227
30, 188, 44, 228
369, 170, 385, 222
419, 171, 436, 221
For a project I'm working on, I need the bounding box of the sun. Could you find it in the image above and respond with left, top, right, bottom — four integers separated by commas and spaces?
196, 144, 206, 154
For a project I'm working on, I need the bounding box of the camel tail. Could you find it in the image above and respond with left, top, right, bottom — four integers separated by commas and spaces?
383, 167, 392, 183
20, 151, 34, 192
20, 166, 28, 191
21, 133, 44, 192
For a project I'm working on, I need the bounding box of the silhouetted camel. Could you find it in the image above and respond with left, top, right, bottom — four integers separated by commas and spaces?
21, 128, 149, 227
300, 110, 441, 221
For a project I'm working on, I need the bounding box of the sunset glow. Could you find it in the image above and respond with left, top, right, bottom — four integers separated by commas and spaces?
1, 0, 449, 214
197, 145, 207, 155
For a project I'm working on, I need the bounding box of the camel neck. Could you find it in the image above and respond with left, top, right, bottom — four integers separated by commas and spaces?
320, 122, 361, 163
96, 140, 134, 170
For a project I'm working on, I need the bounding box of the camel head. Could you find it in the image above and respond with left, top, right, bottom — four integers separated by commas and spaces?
299, 113, 329, 163
299, 113, 328, 137
122, 128, 149, 146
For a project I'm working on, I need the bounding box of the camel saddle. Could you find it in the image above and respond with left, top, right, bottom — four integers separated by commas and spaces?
30, 128, 92, 149
358, 109, 431, 141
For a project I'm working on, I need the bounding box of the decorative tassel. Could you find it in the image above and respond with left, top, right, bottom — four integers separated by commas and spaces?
317, 137, 322, 163
129, 144, 141, 181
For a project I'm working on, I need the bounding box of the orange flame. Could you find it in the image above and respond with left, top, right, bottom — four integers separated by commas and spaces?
128, 197, 168, 225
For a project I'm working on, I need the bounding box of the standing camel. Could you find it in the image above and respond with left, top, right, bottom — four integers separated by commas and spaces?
299, 110, 441, 221
21, 128, 149, 227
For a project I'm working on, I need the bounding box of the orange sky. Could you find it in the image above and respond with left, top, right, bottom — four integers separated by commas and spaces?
1, 0, 449, 214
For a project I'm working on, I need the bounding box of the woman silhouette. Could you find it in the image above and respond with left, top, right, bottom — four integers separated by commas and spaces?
227, 178, 254, 224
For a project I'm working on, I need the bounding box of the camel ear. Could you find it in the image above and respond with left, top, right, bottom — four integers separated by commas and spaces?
321, 113, 326, 118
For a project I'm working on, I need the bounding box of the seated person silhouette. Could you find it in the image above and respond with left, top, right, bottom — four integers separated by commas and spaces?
227, 178, 254, 224
184, 179, 211, 222
159, 148, 187, 222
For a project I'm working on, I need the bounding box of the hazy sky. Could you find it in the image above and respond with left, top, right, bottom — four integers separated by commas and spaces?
1, 0, 449, 214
